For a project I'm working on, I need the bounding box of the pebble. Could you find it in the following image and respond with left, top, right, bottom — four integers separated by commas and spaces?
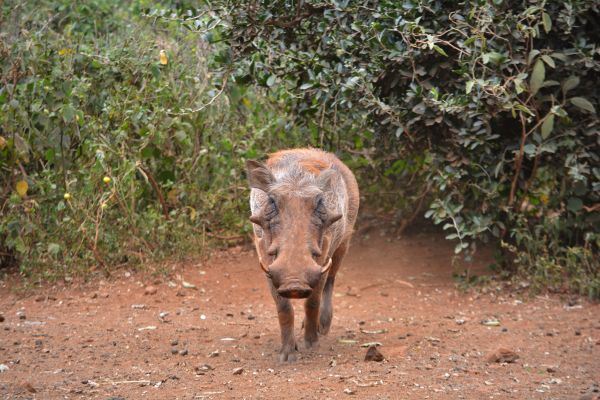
17, 312, 26, 320
144, 286, 157, 295
179, 349, 188, 356
195, 364, 214, 375
364, 345, 385, 362
486, 348, 519, 363
0, 364, 8, 373
343, 388, 355, 395
171, 339, 178, 346
232, 367, 244, 375
0, 314, 4, 322
171, 347, 178, 355
21, 381, 36, 393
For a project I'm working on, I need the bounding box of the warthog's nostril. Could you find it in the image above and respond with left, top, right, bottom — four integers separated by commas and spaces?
277, 285, 313, 299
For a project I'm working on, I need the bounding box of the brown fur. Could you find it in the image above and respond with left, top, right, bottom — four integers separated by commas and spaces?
247, 148, 360, 362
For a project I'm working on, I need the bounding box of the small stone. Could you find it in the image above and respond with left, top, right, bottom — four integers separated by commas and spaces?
232, 367, 244, 375
486, 348, 519, 363
209, 350, 220, 357
195, 364, 214, 375
575, 330, 581, 336
364, 345, 384, 362
179, 349, 188, 356
171, 347, 178, 355
18, 312, 26, 320
35, 339, 43, 348
247, 314, 256, 320
144, 286, 157, 295
171, 339, 178, 346
343, 388, 355, 395
546, 366, 558, 373
21, 381, 36, 393
90, 293, 98, 299
0, 314, 4, 322
0, 364, 9, 373
502, 327, 508, 332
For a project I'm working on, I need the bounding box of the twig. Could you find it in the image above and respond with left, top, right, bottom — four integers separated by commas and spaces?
508, 113, 527, 207
137, 163, 169, 220
396, 186, 430, 236
168, 74, 229, 116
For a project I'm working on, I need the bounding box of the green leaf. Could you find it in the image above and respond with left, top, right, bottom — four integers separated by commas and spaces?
61, 104, 76, 123
433, 45, 448, 57
562, 76, 580, 95
541, 114, 554, 139
541, 54, 555, 68
530, 59, 545, 95
542, 12, 552, 33
570, 97, 596, 114
482, 52, 505, 65
466, 80, 474, 94
48, 243, 61, 257
266, 75, 276, 87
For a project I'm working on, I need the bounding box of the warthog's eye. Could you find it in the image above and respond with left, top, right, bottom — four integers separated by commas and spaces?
267, 247, 278, 260
264, 196, 278, 221
311, 249, 321, 260
314, 196, 328, 224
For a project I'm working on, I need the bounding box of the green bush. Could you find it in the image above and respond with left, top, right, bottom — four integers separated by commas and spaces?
173, 0, 599, 296
0, 0, 307, 280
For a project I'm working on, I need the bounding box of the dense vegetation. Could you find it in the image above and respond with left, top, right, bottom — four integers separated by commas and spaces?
1, 1, 599, 297
0, 0, 308, 279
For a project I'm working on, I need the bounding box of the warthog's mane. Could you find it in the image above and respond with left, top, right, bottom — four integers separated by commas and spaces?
269, 164, 326, 198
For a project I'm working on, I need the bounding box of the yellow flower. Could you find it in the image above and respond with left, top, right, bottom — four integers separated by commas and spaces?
63, 193, 71, 200
540, 193, 549, 206
159, 50, 168, 65
16, 180, 28, 197
103, 176, 111, 184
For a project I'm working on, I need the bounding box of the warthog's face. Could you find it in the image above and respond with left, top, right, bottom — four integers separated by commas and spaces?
247, 160, 341, 299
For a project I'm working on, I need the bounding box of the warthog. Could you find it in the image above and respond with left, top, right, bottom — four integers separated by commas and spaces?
246, 148, 359, 362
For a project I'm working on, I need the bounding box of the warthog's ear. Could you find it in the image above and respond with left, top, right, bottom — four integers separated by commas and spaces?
246, 160, 274, 193
316, 168, 337, 190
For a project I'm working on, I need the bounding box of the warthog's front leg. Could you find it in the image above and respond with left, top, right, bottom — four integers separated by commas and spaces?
304, 273, 327, 349
269, 280, 297, 362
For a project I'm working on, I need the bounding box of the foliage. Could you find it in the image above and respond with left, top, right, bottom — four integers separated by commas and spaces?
173, 0, 599, 296
0, 0, 307, 280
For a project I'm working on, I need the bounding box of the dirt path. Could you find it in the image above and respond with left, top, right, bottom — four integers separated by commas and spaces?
0, 232, 598, 399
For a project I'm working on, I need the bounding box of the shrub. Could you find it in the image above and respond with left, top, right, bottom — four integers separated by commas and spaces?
174, 0, 599, 296
0, 0, 306, 280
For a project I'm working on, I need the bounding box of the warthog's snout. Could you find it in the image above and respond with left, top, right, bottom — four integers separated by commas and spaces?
277, 282, 313, 299
270, 263, 323, 299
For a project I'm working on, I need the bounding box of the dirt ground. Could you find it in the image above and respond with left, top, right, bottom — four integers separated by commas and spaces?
0, 230, 599, 400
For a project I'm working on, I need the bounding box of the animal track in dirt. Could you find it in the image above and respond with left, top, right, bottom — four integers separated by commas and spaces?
0, 232, 598, 399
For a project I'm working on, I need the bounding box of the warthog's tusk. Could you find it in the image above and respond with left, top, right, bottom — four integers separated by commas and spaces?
258, 256, 268, 274
321, 257, 332, 274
